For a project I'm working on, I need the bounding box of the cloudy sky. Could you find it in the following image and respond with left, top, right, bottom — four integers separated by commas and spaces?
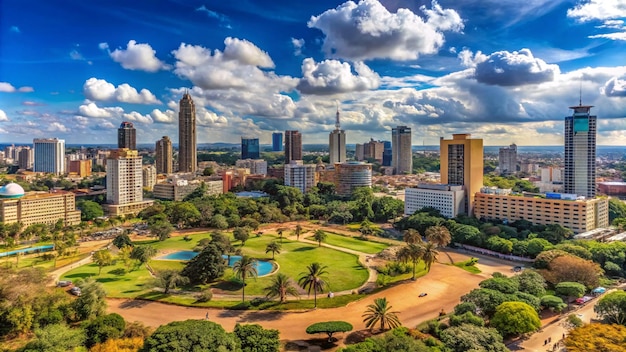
1, 0, 626, 146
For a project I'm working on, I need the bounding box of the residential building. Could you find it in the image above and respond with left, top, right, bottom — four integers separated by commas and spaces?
355, 144, 364, 161
284, 160, 316, 194
404, 184, 466, 218
564, 103, 597, 198
155, 136, 173, 174
284, 130, 302, 164
0, 183, 81, 227
364, 139, 384, 163
153, 179, 200, 201
68, 159, 92, 177
235, 159, 268, 175
178, 92, 197, 173
598, 182, 626, 199
272, 132, 283, 152
334, 162, 372, 196
241, 137, 260, 160
440, 134, 483, 215
392, 126, 412, 175
118, 121, 136, 150
104, 148, 153, 216
222, 168, 249, 193
142, 165, 157, 190
18, 147, 34, 169
33, 138, 65, 175
329, 109, 346, 165
498, 143, 517, 175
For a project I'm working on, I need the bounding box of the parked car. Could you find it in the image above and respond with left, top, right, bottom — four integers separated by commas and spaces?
513, 266, 524, 272
69, 287, 82, 296
57, 280, 72, 287
419, 292, 428, 297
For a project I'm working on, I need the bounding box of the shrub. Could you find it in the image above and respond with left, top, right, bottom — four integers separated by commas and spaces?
196, 289, 213, 303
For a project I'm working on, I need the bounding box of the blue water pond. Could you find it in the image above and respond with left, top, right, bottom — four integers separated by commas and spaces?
0, 245, 54, 258
158, 251, 274, 276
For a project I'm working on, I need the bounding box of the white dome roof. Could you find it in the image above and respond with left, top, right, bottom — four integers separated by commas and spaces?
0, 183, 25, 198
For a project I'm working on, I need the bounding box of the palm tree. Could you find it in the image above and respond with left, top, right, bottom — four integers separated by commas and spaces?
421, 242, 439, 272
232, 255, 258, 302
156, 270, 189, 294
294, 224, 303, 240
425, 225, 451, 263
298, 262, 329, 308
277, 228, 285, 243
313, 230, 327, 247
265, 241, 282, 260
264, 273, 300, 303
403, 229, 422, 245
397, 244, 425, 280
362, 297, 402, 331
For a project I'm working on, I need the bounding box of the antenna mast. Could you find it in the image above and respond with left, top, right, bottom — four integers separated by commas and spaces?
335, 103, 340, 130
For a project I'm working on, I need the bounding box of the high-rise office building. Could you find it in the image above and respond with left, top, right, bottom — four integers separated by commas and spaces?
285, 130, 302, 164
440, 134, 483, 215
284, 160, 316, 194
33, 138, 65, 175
498, 143, 517, 175
272, 132, 283, 152
155, 136, 173, 174
178, 92, 197, 173
564, 103, 596, 198
241, 137, 260, 160
391, 126, 412, 175
382, 141, 392, 166
329, 109, 346, 165
104, 148, 153, 216
118, 121, 136, 150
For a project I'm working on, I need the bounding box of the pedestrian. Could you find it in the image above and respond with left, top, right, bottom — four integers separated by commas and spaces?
548, 337, 551, 343
205, 312, 209, 320
562, 333, 565, 339
544, 339, 547, 345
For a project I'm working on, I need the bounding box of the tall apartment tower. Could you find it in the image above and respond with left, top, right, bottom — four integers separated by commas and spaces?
272, 132, 283, 152
18, 147, 34, 169
440, 134, 483, 215
329, 108, 346, 165
241, 137, 260, 159
33, 138, 65, 175
498, 143, 517, 175
155, 136, 173, 174
118, 121, 136, 150
178, 92, 197, 173
391, 126, 412, 175
285, 130, 302, 164
564, 103, 596, 198
106, 149, 143, 205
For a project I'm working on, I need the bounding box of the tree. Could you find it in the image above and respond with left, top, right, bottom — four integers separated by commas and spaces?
490, 302, 541, 336
339, 328, 433, 352
362, 298, 401, 331
461, 288, 510, 318
113, 233, 133, 249
130, 245, 157, 268
181, 244, 226, 284
265, 241, 281, 260
294, 224, 303, 240
440, 323, 509, 352
92, 249, 113, 275
425, 225, 452, 248
276, 228, 285, 243
397, 244, 424, 280
312, 229, 327, 247
149, 220, 174, 241
543, 254, 603, 288
78, 200, 104, 221
526, 237, 553, 258
233, 255, 258, 302
555, 281, 586, 306
479, 277, 519, 294
234, 323, 280, 352
167, 202, 201, 228
514, 269, 546, 297
141, 320, 239, 352
73, 278, 107, 320
264, 273, 299, 303
565, 323, 626, 352
595, 291, 626, 325
306, 321, 353, 342
233, 227, 250, 246
402, 228, 422, 245
90, 337, 145, 352
359, 220, 375, 238
540, 223, 574, 244
118, 246, 133, 270
155, 270, 190, 294
83, 313, 126, 348
541, 295, 567, 312
20, 323, 85, 352
449, 311, 485, 327
298, 262, 329, 308
421, 242, 439, 272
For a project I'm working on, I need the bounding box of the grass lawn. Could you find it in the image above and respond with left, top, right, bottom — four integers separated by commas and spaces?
133, 232, 213, 251
346, 222, 381, 232
62, 262, 154, 297
305, 231, 388, 254
452, 259, 482, 274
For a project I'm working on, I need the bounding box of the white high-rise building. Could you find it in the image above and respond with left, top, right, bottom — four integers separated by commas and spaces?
392, 126, 412, 175
33, 138, 65, 175
498, 144, 517, 175
106, 149, 143, 205
404, 184, 466, 218
284, 160, 316, 194
142, 165, 157, 190
329, 108, 346, 165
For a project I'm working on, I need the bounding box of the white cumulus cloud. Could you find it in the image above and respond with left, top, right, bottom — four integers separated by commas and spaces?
297, 58, 380, 95
0, 109, 8, 121
123, 111, 153, 124
109, 40, 170, 72
308, 0, 463, 61
291, 38, 305, 56
473, 48, 560, 86
0, 82, 34, 93
83, 78, 161, 104
48, 122, 68, 132
567, 0, 626, 22
150, 109, 176, 123
603, 76, 626, 97
78, 102, 124, 118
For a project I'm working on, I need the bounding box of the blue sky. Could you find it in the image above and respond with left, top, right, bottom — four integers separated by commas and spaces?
1, 0, 625, 146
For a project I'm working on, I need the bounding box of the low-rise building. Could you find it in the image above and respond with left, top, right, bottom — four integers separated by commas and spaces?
334, 162, 372, 196
0, 183, 81, 227
284, 160, 317, 194
235, 159, 268, 176
404, 184, 465, 218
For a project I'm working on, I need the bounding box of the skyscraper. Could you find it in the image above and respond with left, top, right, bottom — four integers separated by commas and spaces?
155, 136, 173, 174
564, 103, 596, 198
498, 143, 517, 175
104, 148, 153, 216
391, 126, 412, 175
382, 141, 392, 166
285, 130, 302, 164
440, 134, 483, 215
178, 92, 197, 173
118, 121, 136, 150
18, 147, 34, 169
329, 108, 346, 165
241, 137, 260, 159
272, 132, 283, 152
33, 138, 65, 175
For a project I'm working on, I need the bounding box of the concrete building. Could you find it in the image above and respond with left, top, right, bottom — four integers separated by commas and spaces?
104, 149, 153, 216
498, 143, 517, 175
178, 92, 197, 173
329, 109, 346, 165
284, 160, 316, 194
564, 103, 597, 198
474, 189, 609, 234
535, 167, 563, 193
18, 147, 34, 169
440, 134, 483, 215
68, 159, 92, 178
404, 184, 466, 218
364, 139, 384, 163
598, 182, 626, 199
155, 136, 173, 174
334, 162, 372, 196
272, 132, 283, 152
0, 183, 81, 227
153, 179, 199, 201
285, 130, 302, 164
33, 138, 65, 175
392, 126, 412, 175
355, 144, 364, 161
241, 137, 260, 160
118, 121, 136, 150
382, 141, 392, 166
142, 165, 157, 190
235, 159, 268, 175
222, 168, 249, 193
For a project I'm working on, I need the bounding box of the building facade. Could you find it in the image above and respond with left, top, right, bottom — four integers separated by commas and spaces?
329, 109, 346, 165
404, 184, 466, 218
33, 138, 66, 175
564, 104, 596, 198
440, 134, 483, 215
272, 132, 283, 152
392, 126, 412, 175
178, 92, 197, 173
105, 148, 153, 216
334, 162, 372, 196
118, 121, 136, 150
382, 141, 392, 166
284, 160, 316, 194
285, 130, 302, 164
142, 165, 157, 190
235, 159, 268, 175
241, 138, 260, 160
18, 147, 34, 169
155, 136, 173, 175
68, 159, 92, 177
0, 183, 81, 227
498, 143, 517, 175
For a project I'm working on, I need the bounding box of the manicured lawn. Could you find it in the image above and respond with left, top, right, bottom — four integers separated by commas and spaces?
305, 231, 388, 254
150, 260, 185, 272
452, 259, 482, 274
133, 232, 213, 251
62, 262, 154, 297
346, 223, 381, 232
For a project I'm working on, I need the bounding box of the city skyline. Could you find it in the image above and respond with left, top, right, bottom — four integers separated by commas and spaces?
1, 0, 626, 146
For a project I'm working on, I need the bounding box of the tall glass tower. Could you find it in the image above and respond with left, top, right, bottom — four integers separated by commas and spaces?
391, 126, 412, 175
272, 132, 283, 152
118, 121, 136, 150
241, 137, 260, 159
564, 103, 596, 198
178, 92, 197, 173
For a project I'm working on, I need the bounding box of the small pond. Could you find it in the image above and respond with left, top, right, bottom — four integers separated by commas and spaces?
157, 251, 274, 276
0, 245, 54, 258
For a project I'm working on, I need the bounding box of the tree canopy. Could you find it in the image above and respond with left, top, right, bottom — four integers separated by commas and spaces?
595, 291, 626, 325
490, 302, 541, 336
140, 320, 239, 352
565, 323, 626, 352
181, 244, 226, 284
306, 321, 353, 342
233, 323, 280, 352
